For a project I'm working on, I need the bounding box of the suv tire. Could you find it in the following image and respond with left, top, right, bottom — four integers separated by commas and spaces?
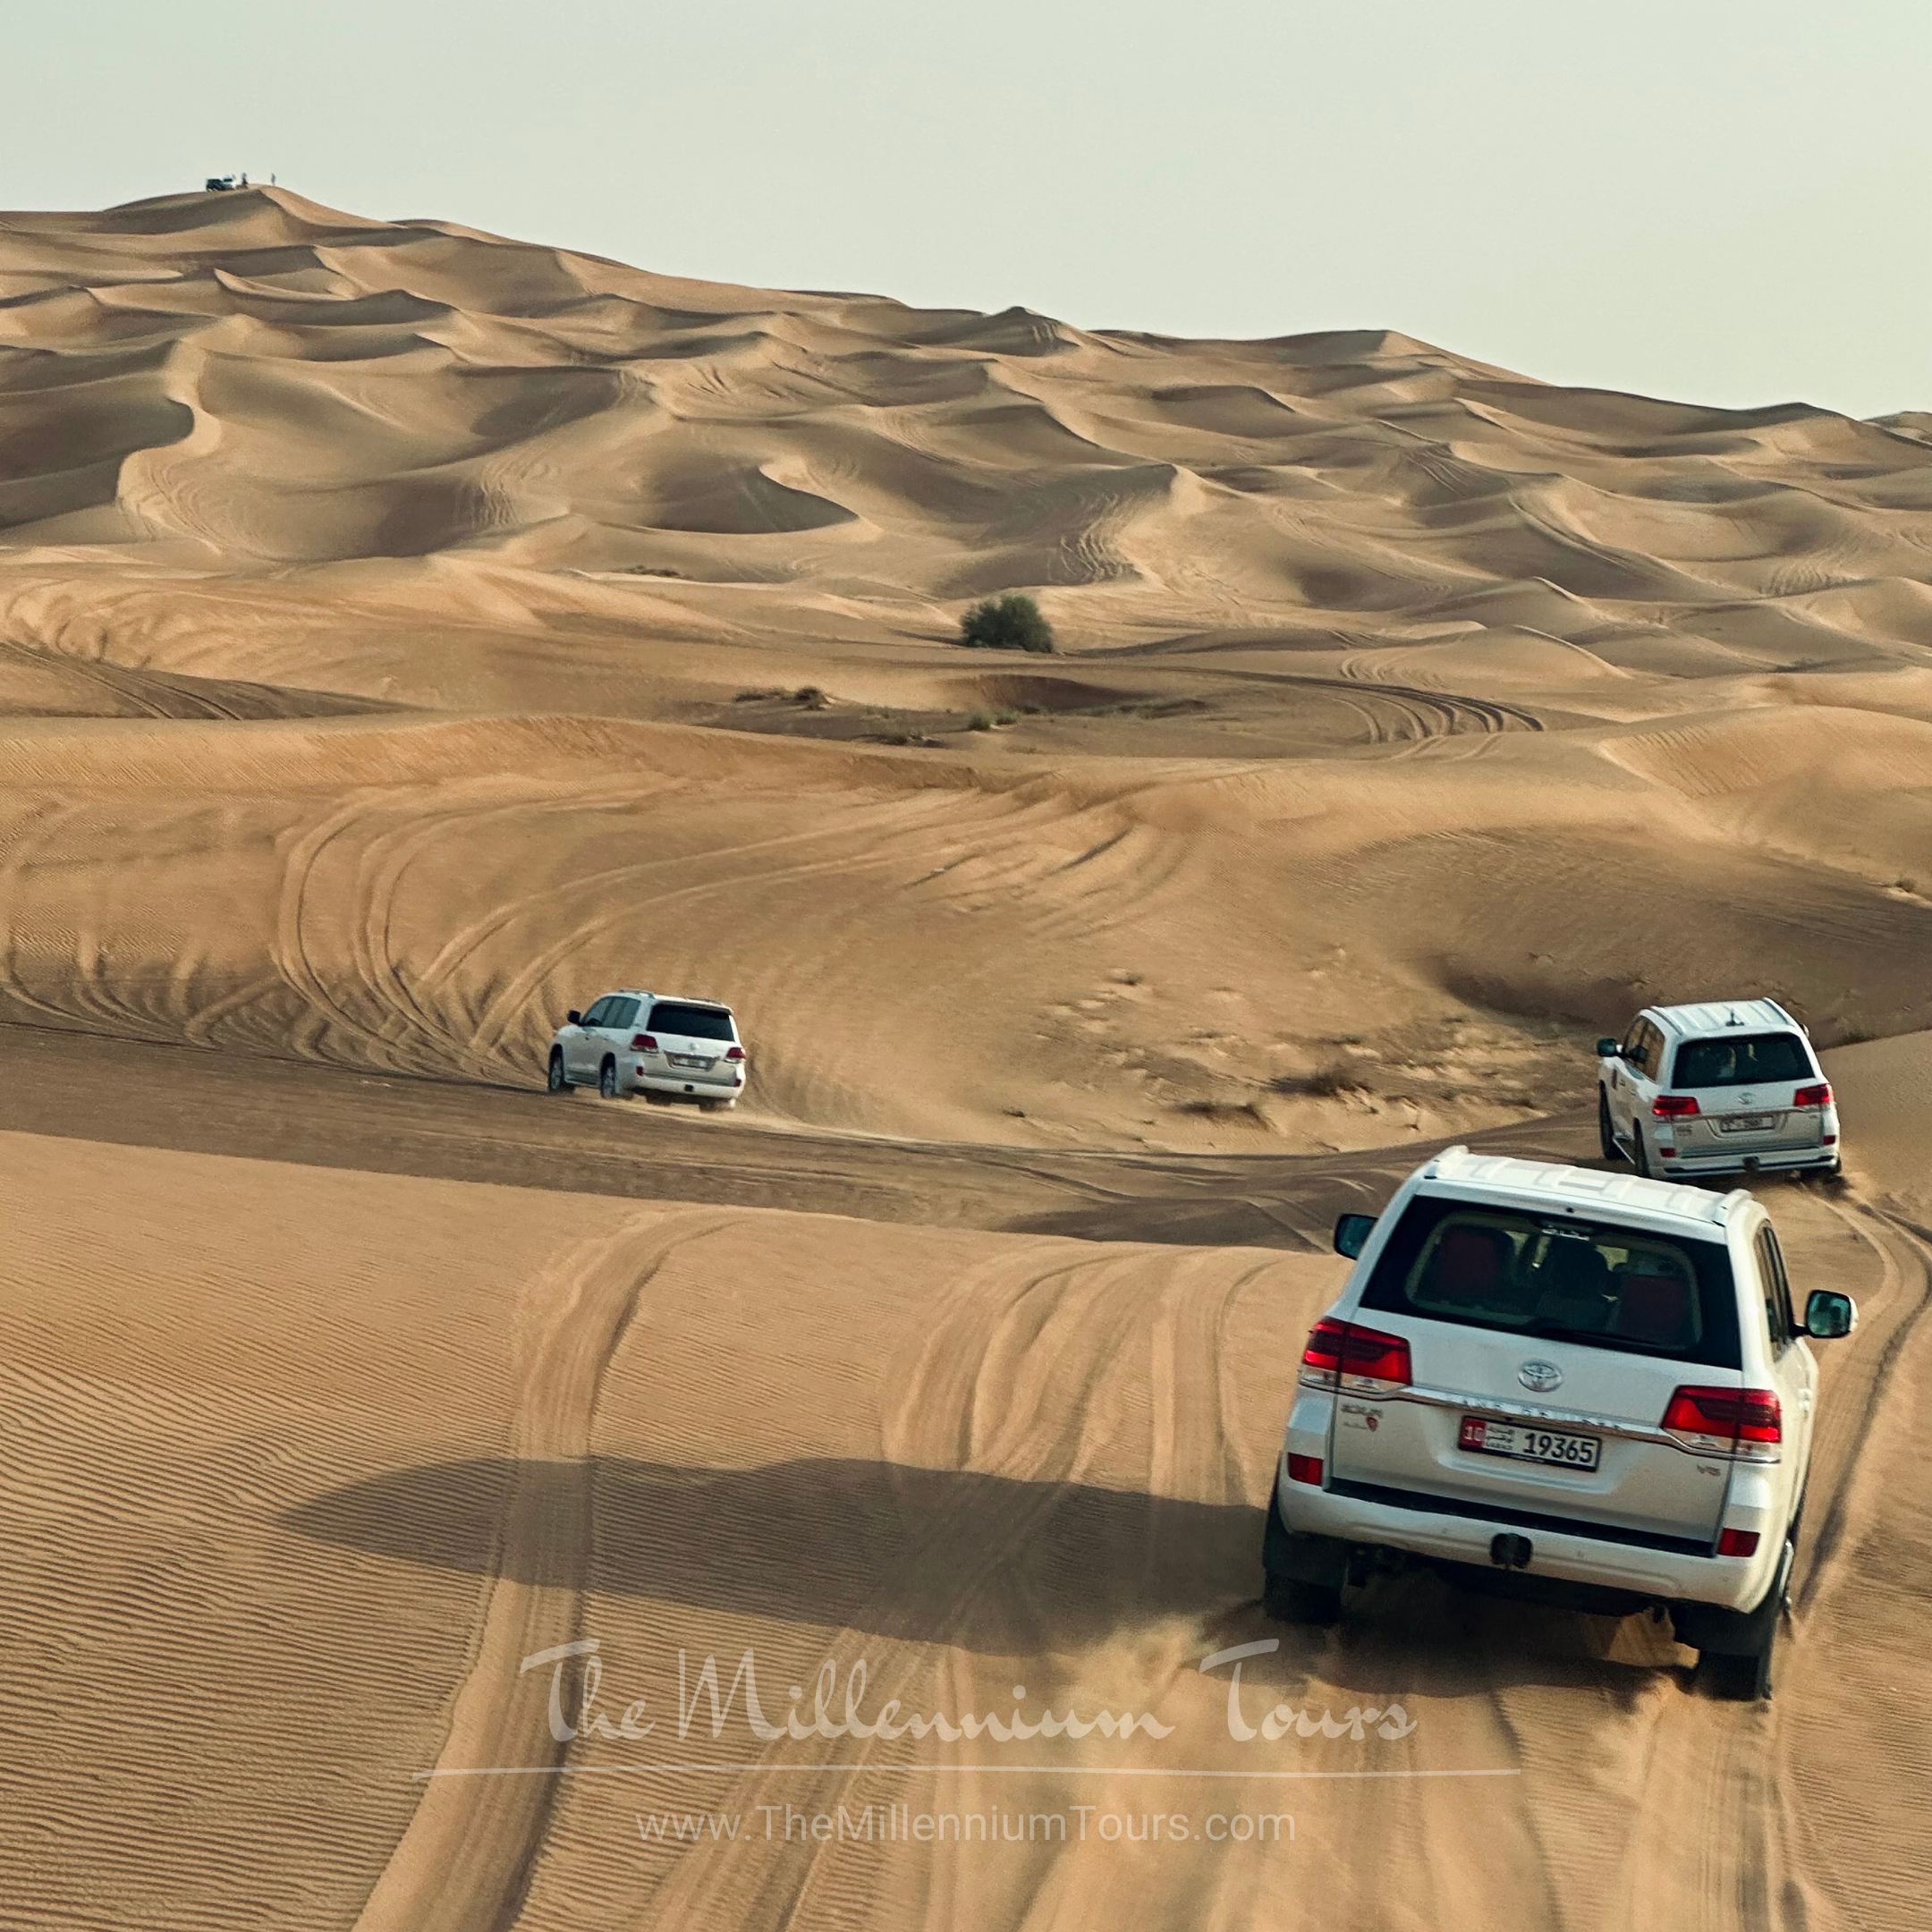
1688, 1531, 1793, 1703
598, 1058, 620, 1100
1597, 1090, 1623, 1164
1696, 1619, 1777, 1702
1261, 1495, 1347, 1626
1631, 1122, 1654, 1179
547, 1049, 574, 1094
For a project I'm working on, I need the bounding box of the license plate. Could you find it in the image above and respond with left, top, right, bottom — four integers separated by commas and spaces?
667, 1053, 713, 1069
1717, 1113, 1779, 1133
1459, 1415, 1601, 1470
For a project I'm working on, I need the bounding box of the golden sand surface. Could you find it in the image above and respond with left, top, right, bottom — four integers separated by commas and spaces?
0, 187, 1927, 1930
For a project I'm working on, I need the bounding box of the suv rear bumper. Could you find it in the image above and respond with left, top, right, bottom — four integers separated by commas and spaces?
1276, 1460, 1772, 1612
631, 1072, 742, 1099
1659, 1145, 1836, 1177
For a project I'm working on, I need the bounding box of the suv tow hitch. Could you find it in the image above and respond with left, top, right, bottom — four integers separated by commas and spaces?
1489, 1533, 1533, 1571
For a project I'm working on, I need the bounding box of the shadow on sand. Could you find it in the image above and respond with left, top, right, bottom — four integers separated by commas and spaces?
284, 1455, 1260, 1653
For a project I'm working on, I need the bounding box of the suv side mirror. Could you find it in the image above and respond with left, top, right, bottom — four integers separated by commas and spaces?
1334, 1213, 1377, 1260
566, 1010, 582, 1026
1596, 1038, 1620, 1058
1802, 1290, 1857, 1340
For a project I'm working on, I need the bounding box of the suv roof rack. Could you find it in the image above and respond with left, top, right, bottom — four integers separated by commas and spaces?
1418, 1144, 1741, 1225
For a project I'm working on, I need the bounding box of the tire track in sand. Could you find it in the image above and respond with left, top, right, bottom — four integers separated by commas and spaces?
349, 1206, 737, 1932
869, 1241, 1289, 1932
1597, 1195, 1928, 1932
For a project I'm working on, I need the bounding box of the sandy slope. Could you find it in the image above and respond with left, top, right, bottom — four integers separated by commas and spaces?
1, 1061, 1927, 1932
0, 187, 1928, 1930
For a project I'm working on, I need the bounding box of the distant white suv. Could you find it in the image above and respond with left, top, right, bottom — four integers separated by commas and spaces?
1597, 999, 1840, 1181
547, 989, 747, 1108
1264, 1147, 1857, 1699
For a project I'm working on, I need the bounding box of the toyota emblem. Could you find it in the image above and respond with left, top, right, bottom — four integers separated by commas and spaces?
1518, 1360, 1563, 1393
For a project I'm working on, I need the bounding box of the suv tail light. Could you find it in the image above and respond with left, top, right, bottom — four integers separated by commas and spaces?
1716, 1528, 1760, 1557
1652, 1094, 1699, 1118
1792, 1082, 1832, 1109
1286, 1453, 1325, 1486
1661, 1385, 1782, 1462
1301, 1318, 1412, 1393
631, 1034, 658, 1052
725, 1046, 745, 1062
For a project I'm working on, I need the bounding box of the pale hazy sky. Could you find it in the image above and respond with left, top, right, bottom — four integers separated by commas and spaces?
8, 0, 1928, 417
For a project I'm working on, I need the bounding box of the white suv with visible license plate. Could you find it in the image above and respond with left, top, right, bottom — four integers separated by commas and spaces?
547, 989, 747, 1108
1597, 999, 1840, 1181
1264, 1147, 1858, 1700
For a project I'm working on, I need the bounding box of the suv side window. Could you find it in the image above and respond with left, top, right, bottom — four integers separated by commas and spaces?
1621, 1017, 1647, 1062
1637, 1023, 1665, 1081
607, 996, 641, 1030
1755, 1226, 1794, 1352
580, 997, 613, 1028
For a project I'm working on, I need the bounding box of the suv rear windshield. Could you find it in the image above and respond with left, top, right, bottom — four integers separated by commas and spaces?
648, 1002, 735, 1042
1359, 1193, 1741, 1368
1670, 1031, 1810, 1089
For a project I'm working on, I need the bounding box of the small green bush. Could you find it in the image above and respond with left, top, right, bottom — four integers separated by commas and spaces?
960, 593, 1055, 655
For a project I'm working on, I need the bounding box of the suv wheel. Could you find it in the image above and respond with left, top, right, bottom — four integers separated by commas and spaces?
1261, 1496, 1347, 1627
598, 1058, 620, 1100
1597, 1090, 1623, 1164
1698, 1625, 1776, 1702
1690, 1531, 1792, 1703
547, 1049, 573, 1094
1631, 1121, 1654, 1179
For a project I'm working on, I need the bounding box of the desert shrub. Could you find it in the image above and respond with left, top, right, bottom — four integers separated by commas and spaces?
960, 593, 1055, 654
966, 711, 996, 732
1273, 1058, 1369, 1097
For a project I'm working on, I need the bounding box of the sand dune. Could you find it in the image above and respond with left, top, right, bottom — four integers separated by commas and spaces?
0, 186, 1928, 1930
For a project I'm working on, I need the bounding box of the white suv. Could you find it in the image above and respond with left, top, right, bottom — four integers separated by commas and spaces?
1264, 1147, 1857, 1699
1597, 999, 1840, 1181
547, 989, 747, 1108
